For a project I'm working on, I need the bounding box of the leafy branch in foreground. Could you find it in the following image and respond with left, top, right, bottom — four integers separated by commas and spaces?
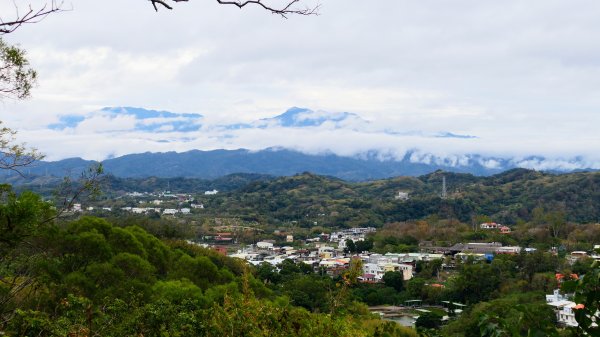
0, 122, 43, 175
573, 259, 600, 336
0, 38, 37, 100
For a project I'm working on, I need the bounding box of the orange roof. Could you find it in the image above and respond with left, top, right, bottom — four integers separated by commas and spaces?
555, 273, 579, 280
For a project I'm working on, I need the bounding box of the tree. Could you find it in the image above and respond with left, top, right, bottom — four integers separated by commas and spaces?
0, 38, 36, 100
573, 260, 600, 336
382, 271, 404, 292
0, 7, 47, 171
148, 0, 320, 18
255, 262, 281, 284
415, 311, 443, 330
0, 186, 55, 322
443, 293, 559, 337
345, 239, 356, 253
406, 277, 426, 299
355, 238, 374, 253
151, 279, 203, 303
448, 262, 502, 304
0, 34, 45, 172
546, 210, 566, 239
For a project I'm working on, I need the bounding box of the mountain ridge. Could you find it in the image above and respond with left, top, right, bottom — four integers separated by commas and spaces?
2, 148, 597, 183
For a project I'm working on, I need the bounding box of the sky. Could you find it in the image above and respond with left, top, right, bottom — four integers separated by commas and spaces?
1, 0, 599, 169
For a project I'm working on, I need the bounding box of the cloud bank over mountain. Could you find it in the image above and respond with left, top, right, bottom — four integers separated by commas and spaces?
11, 106, 599, 173
3, 1, 600, 173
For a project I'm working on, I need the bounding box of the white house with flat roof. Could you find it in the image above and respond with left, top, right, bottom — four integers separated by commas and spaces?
363, 262, 413, 281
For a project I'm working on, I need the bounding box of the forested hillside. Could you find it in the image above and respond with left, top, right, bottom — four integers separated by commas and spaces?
197, 169, 600, 226
11, 168, 599, 226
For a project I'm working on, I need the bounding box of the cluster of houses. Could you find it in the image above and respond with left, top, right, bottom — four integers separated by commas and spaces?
420, 241, 531, 261
230, 238, 543, 283
69, 189, 207, 215
330, 227, 376, 249
70, 203, 196, 216
72, 204, 112, 212
228, 234, 600, 331
226, 225, 541, 283
126, 191, 194, 201
229, 242, 438, 281
121, 207, 191, 215
479, 222, 511, 234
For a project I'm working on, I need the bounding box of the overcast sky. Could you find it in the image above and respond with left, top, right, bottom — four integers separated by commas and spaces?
1, 0, 599, 167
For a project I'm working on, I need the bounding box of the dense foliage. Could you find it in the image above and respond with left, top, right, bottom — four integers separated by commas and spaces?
0, 185, 414, 336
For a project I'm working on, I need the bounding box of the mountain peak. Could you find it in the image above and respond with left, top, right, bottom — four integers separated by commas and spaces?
263, 107, 365, 128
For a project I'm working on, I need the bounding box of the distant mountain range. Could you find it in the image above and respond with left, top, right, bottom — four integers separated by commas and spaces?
60, 105, 472, 137
10, 106, 594, 182
1, 148, 595, 184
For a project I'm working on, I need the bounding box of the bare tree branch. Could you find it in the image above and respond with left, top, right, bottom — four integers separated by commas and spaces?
0, 1, 66, 35
149, 0, 320, 18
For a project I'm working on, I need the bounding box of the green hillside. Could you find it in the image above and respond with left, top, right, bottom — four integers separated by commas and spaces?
198, 169, 599, 226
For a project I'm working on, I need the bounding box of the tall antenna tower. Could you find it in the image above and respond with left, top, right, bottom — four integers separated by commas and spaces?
441, 175, 447, 199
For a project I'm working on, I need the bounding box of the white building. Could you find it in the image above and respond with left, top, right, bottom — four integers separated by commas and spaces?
163, 209, 178, 215
363, 262, 413, 281
204, 189, 219, 195
257, 241, 274, 250
496, 246, 521, 254
131, 207, 145, 214
384, 252, 444, 264
318, 246, 336, 259
395, 191, 410, 201
546, 290, 579, 327
180, 208, 191, 214
480, 222, 501, 229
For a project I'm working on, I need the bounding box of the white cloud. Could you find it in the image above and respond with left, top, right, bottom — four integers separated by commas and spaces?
1, 0, 599, 169
74, 115, 137, 133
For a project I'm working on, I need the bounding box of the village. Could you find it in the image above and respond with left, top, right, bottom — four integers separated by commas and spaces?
69, 190, 205, 216
201, 225, 600, 330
